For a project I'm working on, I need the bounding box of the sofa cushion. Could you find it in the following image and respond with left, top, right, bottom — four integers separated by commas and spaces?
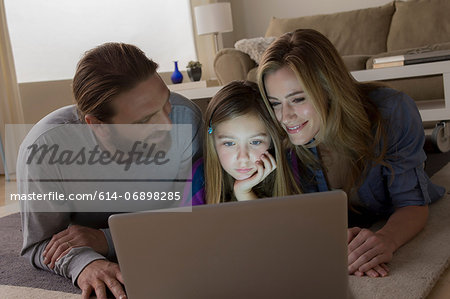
380, 76, 444, 102
246, 67, 258, 83
214, 48, 256, 85
387, 0, 450, 52
234, 37, 276, 64
342, 55, 372, 71
264, 2, 394, 56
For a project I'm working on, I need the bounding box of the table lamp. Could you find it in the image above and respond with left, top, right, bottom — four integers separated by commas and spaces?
194, 2, 233, 54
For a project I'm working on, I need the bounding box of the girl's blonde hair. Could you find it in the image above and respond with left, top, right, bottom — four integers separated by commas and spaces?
257, 29, 388, 195
204, 81, 301, 204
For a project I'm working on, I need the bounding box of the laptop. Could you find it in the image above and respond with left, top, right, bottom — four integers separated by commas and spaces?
109, 190, 348, 299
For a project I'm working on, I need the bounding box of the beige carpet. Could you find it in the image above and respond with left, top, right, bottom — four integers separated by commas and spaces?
0, 285, 79, 299
1, 164, 449, 298
349, 163, 450, 299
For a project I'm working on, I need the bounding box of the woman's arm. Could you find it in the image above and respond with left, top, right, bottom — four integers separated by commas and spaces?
347, 205, 428, 274
347, 89, 443, 277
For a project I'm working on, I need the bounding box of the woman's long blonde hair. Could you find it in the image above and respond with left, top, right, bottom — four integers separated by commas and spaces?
204, 81, 301, 204
257, 29, 388, 194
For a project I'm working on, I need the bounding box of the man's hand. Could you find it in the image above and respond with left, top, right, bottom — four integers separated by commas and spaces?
77, 260, 126, 299
347, 227, 395, 277
233, 151, 277, 201
43, 224, 109, 269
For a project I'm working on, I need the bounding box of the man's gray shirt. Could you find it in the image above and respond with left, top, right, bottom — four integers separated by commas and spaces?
17, 92, 203, 285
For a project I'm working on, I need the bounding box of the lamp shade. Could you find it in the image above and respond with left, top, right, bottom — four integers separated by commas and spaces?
194, 2, 233, 35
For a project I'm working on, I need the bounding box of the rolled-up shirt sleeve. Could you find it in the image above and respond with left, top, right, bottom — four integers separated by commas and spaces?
18, 140, 106, 286
380, 91, 445, 208
21, 210, 107, 285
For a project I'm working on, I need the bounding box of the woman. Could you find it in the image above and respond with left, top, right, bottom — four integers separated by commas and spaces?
257, 29, 445, 277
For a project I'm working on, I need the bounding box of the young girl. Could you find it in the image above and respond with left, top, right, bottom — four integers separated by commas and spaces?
190, 80, 301, 205
257, 29, 445, 277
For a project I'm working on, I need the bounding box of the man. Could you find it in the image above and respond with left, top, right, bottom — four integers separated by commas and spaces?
17, 43, 203, 299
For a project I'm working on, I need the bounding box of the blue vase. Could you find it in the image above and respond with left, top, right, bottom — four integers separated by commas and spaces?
171, 61, 183, 84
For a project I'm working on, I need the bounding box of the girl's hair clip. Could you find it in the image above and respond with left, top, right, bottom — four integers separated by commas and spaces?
208, 126, 213, 134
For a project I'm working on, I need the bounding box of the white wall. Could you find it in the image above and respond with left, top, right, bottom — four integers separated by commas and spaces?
221, 0, 394, 48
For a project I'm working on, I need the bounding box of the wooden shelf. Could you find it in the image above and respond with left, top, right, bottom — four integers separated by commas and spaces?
351, 61, 450, 122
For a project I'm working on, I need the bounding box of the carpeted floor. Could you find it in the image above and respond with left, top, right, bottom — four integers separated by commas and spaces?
349, 163, 450, 299
0, 285, 80, 299
0, 213, 80, 295
0, 154, 449, 298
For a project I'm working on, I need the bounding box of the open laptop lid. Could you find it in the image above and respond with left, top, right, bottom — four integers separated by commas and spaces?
109, 190, 348, 299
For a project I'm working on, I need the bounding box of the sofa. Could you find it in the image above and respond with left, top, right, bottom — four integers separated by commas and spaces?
213, 0, 450, 103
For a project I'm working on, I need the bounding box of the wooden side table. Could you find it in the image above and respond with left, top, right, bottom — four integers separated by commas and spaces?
167, 80, 208, 91
169, 85, 223, 115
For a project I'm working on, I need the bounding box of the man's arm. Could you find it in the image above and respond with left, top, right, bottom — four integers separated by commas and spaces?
20, 209, 107, 284
43, 224, 110, 269
19, 157, 126, 299
18, 140, 107, 284
169, 92, 204, 161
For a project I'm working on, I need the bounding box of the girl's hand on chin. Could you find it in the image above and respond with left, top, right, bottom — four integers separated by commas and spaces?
233, 151, 277, 201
